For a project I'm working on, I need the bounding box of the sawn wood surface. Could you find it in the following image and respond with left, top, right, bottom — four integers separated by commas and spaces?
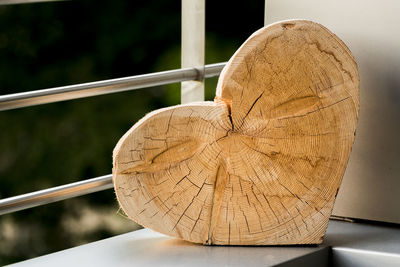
113, 20, 359, 245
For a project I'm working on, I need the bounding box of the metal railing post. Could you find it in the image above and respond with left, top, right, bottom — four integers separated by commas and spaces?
181, 0, 205, 104
264, 0, 268, 26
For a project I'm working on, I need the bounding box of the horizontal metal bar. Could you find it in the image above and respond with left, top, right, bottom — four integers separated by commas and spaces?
0, 174, 113, 216
0, 63, 226, 215
0, 0, 65, 5
0, 62, 226, 111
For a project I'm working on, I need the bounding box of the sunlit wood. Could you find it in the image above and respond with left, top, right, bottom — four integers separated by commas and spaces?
113, 20, 359, 245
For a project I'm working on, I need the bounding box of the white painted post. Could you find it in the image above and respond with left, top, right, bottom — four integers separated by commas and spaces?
264, 0, 268, 26
181, 0, 205, 104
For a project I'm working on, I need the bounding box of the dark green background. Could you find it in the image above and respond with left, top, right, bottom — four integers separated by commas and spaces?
0, 0, 264, 264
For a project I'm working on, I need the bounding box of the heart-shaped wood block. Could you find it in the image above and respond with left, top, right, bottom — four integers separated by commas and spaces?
113, 20, 359, 245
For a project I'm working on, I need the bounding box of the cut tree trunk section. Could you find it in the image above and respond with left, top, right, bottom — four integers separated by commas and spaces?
113, 20, 359, 245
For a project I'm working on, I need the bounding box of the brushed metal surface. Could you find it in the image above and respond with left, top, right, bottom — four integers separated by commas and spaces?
0, 175, 113, 215
332, 248, 400, 267
0, 0, 64, 5
6, 228, 327, 267
266, 0, 400, 224
8, 220, 400, 267
0, 63, 225, 111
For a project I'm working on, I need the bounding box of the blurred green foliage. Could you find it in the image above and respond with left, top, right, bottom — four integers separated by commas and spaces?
0, 0, 263, 264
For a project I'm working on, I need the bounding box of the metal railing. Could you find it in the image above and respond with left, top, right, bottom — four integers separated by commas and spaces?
0, 175, 113, 215
0, 0, 223, 217
0, 63, 226, 215
0, 0, 65, 5
0, 63, 225, 111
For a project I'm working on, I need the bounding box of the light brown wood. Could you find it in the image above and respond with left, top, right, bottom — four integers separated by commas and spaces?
113, 20, 359, 245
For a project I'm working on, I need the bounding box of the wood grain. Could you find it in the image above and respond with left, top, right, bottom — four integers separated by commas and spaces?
113, 20, 359, 245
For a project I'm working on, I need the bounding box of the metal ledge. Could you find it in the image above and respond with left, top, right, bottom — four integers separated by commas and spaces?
6, 220, 400, 266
